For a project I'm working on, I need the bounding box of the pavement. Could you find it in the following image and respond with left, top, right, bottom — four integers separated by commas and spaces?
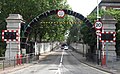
0, 51, 54, 74
70, 51, 117, 74
70, 45, 120, 74
0, 45, 120, 74
0, 64, 32, 74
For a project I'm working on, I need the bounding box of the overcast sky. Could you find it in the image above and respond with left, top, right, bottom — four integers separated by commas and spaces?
67, 0, 101, 17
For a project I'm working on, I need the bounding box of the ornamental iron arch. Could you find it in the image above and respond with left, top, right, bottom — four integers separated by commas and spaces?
24, 9, 93, 38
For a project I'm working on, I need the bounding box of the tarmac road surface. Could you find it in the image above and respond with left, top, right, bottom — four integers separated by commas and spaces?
9, 48, 110, 74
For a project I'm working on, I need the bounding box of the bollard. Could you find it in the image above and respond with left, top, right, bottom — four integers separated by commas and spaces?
19, 54, 22, 65
23, 57, 24, 65
26, 54, 29, 63
16, 54, 19, 65
102, 54, 106, 66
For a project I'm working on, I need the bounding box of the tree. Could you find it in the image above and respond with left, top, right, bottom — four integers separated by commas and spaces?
0, 0, 72, 56
29, 0, 72, 42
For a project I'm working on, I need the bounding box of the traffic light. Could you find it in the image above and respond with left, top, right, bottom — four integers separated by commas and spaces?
4, 32, 16, 39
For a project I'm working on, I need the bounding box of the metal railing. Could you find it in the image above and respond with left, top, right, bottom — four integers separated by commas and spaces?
0, 53, 39, 70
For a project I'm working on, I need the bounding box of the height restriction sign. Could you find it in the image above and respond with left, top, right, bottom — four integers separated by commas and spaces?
94, 21, 103, 30
57, 10, 65, 18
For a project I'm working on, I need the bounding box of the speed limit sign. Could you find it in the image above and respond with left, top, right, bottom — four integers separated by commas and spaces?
94, 21, 103, 30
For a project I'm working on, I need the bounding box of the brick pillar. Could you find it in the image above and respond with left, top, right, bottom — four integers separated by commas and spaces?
5, 14, 23, 60
101, 14, 117, 62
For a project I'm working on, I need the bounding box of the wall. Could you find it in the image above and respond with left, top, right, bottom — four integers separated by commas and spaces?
70, 43, 90, 55
35, 42, 59, 55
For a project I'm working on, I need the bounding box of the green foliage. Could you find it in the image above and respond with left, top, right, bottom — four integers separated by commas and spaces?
80, 23, 96, 46
79, 10, 104, 50
0, 42, 6, 56
68, 24, 80, 42
0, 0, 72, 56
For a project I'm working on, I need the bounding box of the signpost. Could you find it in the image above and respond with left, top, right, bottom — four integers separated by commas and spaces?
94, 20, 103, 65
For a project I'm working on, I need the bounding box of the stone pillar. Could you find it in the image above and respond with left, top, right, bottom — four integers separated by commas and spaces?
101, 14, 117, 62
5, 14, 23, 60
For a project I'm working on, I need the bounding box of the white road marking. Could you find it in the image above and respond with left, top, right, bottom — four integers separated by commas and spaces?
55, 49, 64, 74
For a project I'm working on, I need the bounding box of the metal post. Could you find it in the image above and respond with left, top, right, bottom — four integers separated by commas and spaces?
35, 30, 37, 42
96, 0, 100, 65
97, 35, 99, 65
76, 42, 77, 49
9, 42, 11, 65
97, 0, 99, 21
83, 43, 84, 57
101, 42, 106, 66
106, 42, 108, 66
14, 57, 15, 68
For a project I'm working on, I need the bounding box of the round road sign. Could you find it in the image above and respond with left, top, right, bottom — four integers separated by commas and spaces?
57, 10, 65, 18
94, 21, 103, 30
96, 30, 101, 35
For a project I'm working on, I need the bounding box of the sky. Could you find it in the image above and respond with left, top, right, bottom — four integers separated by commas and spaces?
67, 0, 101, 17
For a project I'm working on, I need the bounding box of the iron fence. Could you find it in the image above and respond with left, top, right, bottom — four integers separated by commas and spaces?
0, 53, 39, 70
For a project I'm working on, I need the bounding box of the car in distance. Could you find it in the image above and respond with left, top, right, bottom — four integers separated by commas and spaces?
64, 45, 68, 50
61, 43, 68, 50
61, 44, 65, 49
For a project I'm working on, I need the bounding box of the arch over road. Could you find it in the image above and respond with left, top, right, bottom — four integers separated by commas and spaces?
24, 9, 93, 37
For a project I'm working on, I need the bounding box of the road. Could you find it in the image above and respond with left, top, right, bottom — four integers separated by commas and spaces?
9, 48, 110, 74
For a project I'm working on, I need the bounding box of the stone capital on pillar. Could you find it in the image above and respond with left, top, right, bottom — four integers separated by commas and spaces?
6, 14, 23, 30
101, 14, 117, 32
6, 14, 23, 22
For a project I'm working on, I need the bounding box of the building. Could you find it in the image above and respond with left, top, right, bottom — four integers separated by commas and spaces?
89, 0, 120, 62
90, 0, 120, 14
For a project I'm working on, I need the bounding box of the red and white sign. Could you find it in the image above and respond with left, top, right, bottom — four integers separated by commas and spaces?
96, 30, 101, 36
94, 21, 103, 30
99, 31, 116, 42
57, 10, 65, 18
2, 30, 19, 42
